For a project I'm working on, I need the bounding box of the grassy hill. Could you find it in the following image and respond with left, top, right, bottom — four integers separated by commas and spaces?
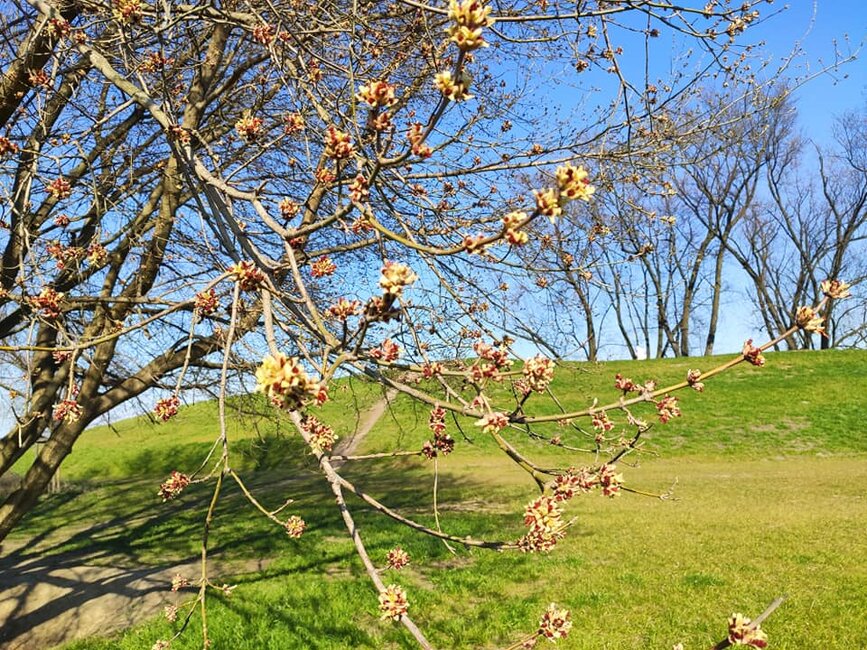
6, 349, 867, 649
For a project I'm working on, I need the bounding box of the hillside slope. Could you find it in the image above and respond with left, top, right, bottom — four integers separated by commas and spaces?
2, 349, 865, 650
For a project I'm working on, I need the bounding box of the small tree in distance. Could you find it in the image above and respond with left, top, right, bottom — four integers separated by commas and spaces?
0, 0, 855, 647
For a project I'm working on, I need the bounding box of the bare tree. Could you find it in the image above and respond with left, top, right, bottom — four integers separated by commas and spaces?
0, 1, 835, 647
728, 107, 867, 349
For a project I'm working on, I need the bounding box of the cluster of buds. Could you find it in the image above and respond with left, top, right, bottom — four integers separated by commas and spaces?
255, 353, 328, 411
194, 288, 219, 318
28, 68, 50, 87
284, 113, 305, 134
113, 0, 144, 24
301, 415, 337, 452
522, 355, 555, 393
45, 17, 71, 41
252, 23, 276, 45
379, 261, 418, 297
52, 349, 72, 365
327, 297, 362, 321
446, 0, 494, 51
552, 467, 597, 501
502, 211, 529, 245
656, 395, 681, 424
686, 368, 704, 392
311, 256, 337, 278
229, 260, 265, 291
140, 51, 174, 73
356, 80, 397, 109
421, 362, 444, 379
378, 584, 409, 620
469, 340, 512, 383
159, 471, 190, 501
537, 603, 572, 642
795, 306, 825, 334
284, 515, 306, 538
820, 279, 850, 299
349, 174, 369, 204
315, 166, 335, 184
86, 243, 108, 267
235, 115, 264, 143
591, 411, 614, 432
370, 110, 393, 132
370, 338, 401, 362
386, 547, 410, 570
597, 464, 624, 497
726, 10, 760, 38
153, 396, 180, 422
474, 341, 512, 369
518, 495, 565, 552
46, 177, 72, 200
170, 574, 190, 591
307, 58, 322, 82
587, 222, 611, 242
533, 164, 596, 223
407, 123, 432, 158
324, 126, 354, 160
46, 241, 83, 270
555, 164, 595, 202
434, 70, 473, 101
279, 198, 300, 219
423, 405, 454, 458
0, 136, 19, 156
463, 234, 488, 254
163, 605, 178, 622
613, 373, 657, 395
742, 339, 765, 367
31, 287, 64, 319
167, 124, 191, 143
52, 399, 82, 423
475, 411, 509, 434
351, 217, 374, 234
727, 613, 769, 648
533, 187, 562, 222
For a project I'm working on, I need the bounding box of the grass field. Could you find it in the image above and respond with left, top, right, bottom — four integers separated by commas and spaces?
7, 349, 867, 649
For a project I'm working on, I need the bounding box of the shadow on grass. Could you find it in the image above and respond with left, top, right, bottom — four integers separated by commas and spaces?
1, 436, 529, 649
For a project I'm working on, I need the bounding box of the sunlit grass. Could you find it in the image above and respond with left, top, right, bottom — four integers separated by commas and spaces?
7, 349, 866, 649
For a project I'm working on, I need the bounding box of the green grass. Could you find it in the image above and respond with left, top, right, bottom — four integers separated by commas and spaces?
7, 349, 867, 649
361, 347, 867, 459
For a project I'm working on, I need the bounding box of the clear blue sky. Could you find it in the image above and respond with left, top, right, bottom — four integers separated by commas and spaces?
758, 0, 866, 142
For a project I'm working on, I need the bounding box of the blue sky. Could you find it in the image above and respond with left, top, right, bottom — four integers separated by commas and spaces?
758, 1, 866, 142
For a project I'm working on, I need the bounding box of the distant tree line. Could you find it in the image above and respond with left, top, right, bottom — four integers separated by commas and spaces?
516, 88, 866, 360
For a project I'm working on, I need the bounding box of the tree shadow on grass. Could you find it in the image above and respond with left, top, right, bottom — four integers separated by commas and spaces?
0, 436, 535, 649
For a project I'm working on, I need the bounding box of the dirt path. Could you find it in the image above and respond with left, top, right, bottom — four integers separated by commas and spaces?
0, 534, 272, 650
332, 386, 399, 460
0, 549, 196, 650
0, 389, 398, 650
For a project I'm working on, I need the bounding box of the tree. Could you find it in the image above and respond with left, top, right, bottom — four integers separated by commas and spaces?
0, 0, 840, 647
723, 106, 867, 350
670, 87, 796, 356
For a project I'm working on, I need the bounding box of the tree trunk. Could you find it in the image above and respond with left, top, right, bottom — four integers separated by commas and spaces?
0, 417, 86, 540
704, 247, 726, 356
